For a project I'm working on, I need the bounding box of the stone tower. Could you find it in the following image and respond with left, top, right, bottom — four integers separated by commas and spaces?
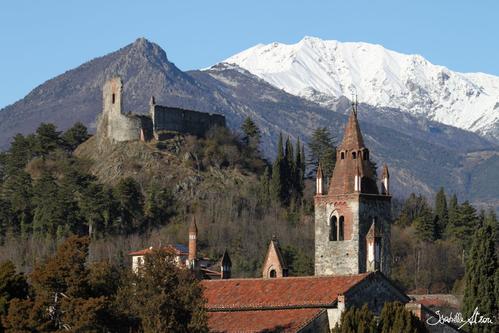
314, 105, 391, 276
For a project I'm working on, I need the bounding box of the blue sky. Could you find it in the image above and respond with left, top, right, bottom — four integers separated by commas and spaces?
1, 0, 498, 108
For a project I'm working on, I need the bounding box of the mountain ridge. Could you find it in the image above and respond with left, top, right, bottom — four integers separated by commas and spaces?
221, 36, 499, 141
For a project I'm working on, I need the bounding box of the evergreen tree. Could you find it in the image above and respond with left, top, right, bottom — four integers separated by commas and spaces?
331, 304, 377, 333
34, 123, 62, 157
78, 182, 108, 237
446, 201, 478, 249
294, 138, 304, 198
462, 225, 498, 333
144, 183, 175, 230
259, 167, 271, 206
414, 210, 437, 242
240, 117, 261, 149
446, 194, 458, 233
307, 127, 336, 178
378, 302, 427, 333
113, 177, 144, 234
270, 134, 286, 204
62, 122, 89, 151
434, 187, 448, 238
285, 136, 295, 199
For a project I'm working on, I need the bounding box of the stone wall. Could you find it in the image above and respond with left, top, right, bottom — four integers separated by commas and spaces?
314, 193, 391, 276
151, 105, 226, 139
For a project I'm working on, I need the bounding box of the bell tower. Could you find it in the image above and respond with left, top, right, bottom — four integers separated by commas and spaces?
314, 103, 391, 276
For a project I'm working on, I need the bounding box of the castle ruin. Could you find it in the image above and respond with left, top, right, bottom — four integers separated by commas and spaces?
97, 77, 225, 143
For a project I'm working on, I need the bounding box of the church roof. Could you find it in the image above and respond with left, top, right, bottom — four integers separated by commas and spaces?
202, 273, 371, 332
207, 308, 324, 333
201, 273, 370, 310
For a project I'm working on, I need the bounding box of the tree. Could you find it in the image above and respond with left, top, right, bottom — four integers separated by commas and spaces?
462, 225, 498, 333
34, 123, 62, 157
270, 134, 286, 204
62, 122, 89, 151
307, 127, 336, 178
294, 138, 305, 198
434, 187, 448, 238
446, 201, 478, 249
113, 177, 144, 234
0, 261, 29, 332
332, 304, 377, 333
240, 117, 261, 149
413, 209, 437, 242
122, 250, 208, 333
144, 183, 175, 230
378, 302, 427, 333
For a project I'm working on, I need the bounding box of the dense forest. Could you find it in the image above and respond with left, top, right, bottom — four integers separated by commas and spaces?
0, 119, 497, 329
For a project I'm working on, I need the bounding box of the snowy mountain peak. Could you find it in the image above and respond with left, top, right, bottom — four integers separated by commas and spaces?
219, 37, 499, 140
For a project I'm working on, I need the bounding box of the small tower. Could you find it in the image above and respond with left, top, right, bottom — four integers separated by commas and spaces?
381, 164, 390, 195
366, 220, 382, 272
316, 162, 324, 195
220, 249, 232, 279
262, 236, 288, 278
188, 217, 198, 269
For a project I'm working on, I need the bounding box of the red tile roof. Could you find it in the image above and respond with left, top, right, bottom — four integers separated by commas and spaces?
207, 308, 324, 333
201, 273, 370, 310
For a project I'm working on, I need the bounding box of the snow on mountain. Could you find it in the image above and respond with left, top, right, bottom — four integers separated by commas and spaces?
220, 36, 499, 140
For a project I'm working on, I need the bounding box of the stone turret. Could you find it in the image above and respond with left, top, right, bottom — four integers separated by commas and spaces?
316, 162, 324, 195
381, 164, 390, 195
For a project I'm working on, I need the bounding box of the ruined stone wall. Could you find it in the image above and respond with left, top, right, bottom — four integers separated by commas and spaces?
314, 193, 391, 276
151, 105, 225, 138
100, 77, 142, 143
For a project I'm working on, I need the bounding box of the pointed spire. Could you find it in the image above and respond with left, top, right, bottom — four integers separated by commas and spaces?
382, 164, 389, 178
316, 162, 323, 179
220, 249, 232, 279
189, 216, 198, 234
340, 109, 365, 150
316, 162, 324, 195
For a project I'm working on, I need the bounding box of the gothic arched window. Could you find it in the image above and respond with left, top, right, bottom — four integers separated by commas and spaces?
352, 152, 357, 159
112, 93, 116, 104
329, 216, 338, 241
339, 216, 345, 241
270, 269, 277, 278
341, 152, 345, 160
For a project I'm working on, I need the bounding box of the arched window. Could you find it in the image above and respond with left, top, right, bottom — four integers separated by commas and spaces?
329, 216, 338, 241
340, 152, 345, 160
112, 93, 116, 104
339, 216, 344, 241
363, 150, 369, 160
352, 152, 357, 159
270, 269, 277, 278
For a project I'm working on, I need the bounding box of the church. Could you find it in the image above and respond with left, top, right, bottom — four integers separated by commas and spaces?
129, 105, 459, 332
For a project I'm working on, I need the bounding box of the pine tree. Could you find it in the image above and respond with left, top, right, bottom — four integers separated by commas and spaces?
307, 127, 336, 178
34, 123, 62, 157
462, 225, 498, 333
241, 117, 261, 149
447, 201, 478, 249
113, 177, 144, 234
62, 122, 89, 151
434, 187, 448, 238
414, 210, 437, 242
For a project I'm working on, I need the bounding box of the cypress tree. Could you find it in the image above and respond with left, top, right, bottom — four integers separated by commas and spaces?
285, 137, 295, 199
270, 134, 285, 204
446, 194, 458, 236
462, 224, 498, 333
294, 138, 304, 197
434, 187, 448, 238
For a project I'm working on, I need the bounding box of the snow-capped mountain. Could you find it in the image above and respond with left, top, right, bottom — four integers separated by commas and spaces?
220, 36, 499, 140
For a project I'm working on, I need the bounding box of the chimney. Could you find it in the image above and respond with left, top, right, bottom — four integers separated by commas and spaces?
188, 217, 198, 268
